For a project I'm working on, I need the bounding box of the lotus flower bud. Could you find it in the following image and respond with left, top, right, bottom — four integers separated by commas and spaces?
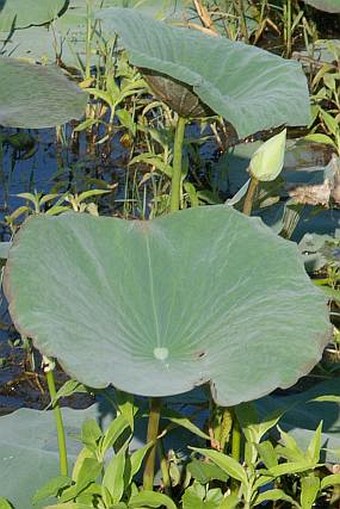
249, 128, 287, 181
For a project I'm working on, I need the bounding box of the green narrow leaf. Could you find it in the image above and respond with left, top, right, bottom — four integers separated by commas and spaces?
190, 447, 248, 485
218, 493, 239, 509
129, 490, 177, 509
102, 445, 127, 504
116, 390, 136, 432
44, 504, 94, 509
267, 461, 316, 477
130, 441, 155, 481
300, 475, 320, 509
306, 421, 323, 463
256, 441, 278, 469
187, 458, 228, 484
253, 488, 298, 507
60, 458, 101, 503
32, 475, 72, 504
81, 419, 102, 450
162, 408, 210, 440
303, 133, 337, 148
321, 473, 340, 490
52, 380, 88, 404
99, 414, 130, 459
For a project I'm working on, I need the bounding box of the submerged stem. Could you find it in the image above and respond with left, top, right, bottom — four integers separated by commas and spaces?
43, 356, 68, 476
242, 176, 259, 216
143, 397, 162, 491
170, 115, 187, 213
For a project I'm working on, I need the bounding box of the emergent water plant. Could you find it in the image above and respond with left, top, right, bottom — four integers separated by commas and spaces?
0, 5, 335, 508
1, 202, 331, 506
97, 7, 312, 212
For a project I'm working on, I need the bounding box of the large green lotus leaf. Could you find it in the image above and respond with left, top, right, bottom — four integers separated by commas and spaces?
97, 8, 311, 138
0, 0, 191, 66
4, 206, 330, 406
302, 0, 340, 12
0, 58, 87, 128
0, 0, 66, 31
0, 405, 107, 509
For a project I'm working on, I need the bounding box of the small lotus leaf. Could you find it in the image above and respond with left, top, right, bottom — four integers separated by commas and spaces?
0, 0, 66, 31
0, 58, 87, 128
4, 206, 330, 406
97, 8, 311, 138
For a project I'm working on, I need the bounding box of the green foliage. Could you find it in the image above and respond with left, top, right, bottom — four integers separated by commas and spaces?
306, 41, 340, 155
4, 206, 330, 405
0, 3, 339, 509
0, 58, 87, 129
98, 7, 311, 139
29, 409, 175, 509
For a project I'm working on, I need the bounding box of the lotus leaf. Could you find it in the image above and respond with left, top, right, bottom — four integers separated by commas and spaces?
0, 0, 191, 66
97, 8, 311, 138
0, 58, 87, 128
0, 0, 66, 31
0, 405, 104, 509
4, 206, 330, 406
302, 0, 340, 12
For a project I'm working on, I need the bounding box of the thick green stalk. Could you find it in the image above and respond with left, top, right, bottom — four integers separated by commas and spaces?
230, 408, 242, 495
43, 356, 68, 476
231, 411, 242, 463
242, 176, 259, 216
170, 116, 187, 213
143, 397, 162, 491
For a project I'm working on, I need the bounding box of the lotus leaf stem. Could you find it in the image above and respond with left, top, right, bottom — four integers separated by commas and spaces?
242, 176, 259, 216
43, 356, 68, 477
170, 115, 187, 212
143, 397, 162, 490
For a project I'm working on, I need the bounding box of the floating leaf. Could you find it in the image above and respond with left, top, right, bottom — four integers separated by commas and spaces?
0, 58, 87, 128
98, 8, 311, 138
4, 206, 330, 406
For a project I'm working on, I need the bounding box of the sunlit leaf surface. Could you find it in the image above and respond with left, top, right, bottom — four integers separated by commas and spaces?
4, 206, 330, 406
0, 58, 87, 128
98, 8, 311, 138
